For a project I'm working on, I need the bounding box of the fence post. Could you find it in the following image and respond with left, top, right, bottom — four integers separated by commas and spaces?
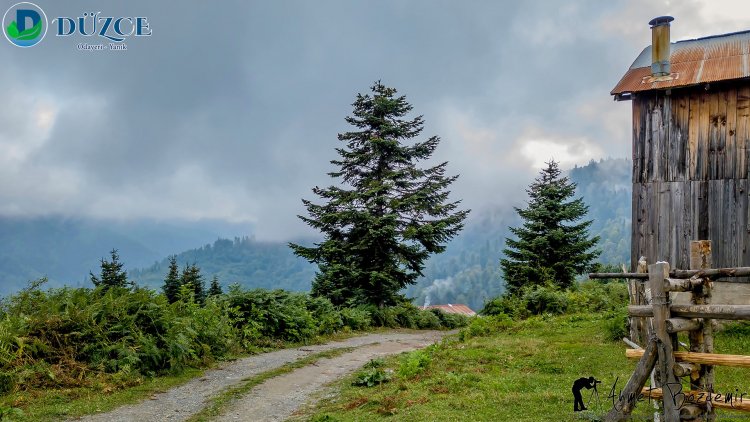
630, 257, 648, 345
649, 261, 680, 421
689, 240, 715, 421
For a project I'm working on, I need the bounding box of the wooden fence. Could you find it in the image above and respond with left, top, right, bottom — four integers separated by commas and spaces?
590, 240, 750, 421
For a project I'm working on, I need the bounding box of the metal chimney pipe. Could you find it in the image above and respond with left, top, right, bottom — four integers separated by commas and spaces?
649, 16, 674, 77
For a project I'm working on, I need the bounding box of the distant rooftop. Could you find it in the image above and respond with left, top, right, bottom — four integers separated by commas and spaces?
420, 304, 476, 316
611, 29, 750, 96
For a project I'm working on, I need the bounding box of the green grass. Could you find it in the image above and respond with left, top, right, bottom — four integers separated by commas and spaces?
0, 367, 204, 422
293, 314, 750, 421
187, 346, 359, 422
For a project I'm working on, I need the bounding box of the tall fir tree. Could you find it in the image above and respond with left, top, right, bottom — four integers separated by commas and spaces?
208, 275, 222, 297
180, 263, 206, 304
500, 160, 600, 295
290, 81, 469, 307
162, 256, 181, 303
90, 249, 129, 289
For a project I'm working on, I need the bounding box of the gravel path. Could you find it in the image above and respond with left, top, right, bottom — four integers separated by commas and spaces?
72, 330, 451, 422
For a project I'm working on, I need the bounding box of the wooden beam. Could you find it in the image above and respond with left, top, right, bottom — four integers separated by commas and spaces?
649, 262, 681, 421
665, 318, 701, 333
591, 266, 750, 280
589, 272, 648, 280
604, 340, 658, 421
671, 266, 750, 279
626, 349, 750, 368
640, 387, 750, 412
628, 304, 750, 320
673, 362, 701, 377
664, 277, 704, 292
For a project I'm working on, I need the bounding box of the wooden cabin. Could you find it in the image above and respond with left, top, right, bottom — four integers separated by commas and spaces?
611, 17, 750, 303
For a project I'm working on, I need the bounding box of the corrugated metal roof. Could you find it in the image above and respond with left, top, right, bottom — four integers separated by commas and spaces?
420, 304, 477, 316
611, 30, 750, 96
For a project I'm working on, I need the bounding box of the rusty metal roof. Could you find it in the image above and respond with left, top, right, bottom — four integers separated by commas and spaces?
611, 30, 750, 96
421, 304, 477, 316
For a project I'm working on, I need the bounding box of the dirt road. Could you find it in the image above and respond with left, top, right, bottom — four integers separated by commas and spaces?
73, 330, 452, 422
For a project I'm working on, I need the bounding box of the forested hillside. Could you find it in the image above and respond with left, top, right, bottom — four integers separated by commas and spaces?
129, 237, 316, 291
0, 159, 631, 306
0, 218, 249, 295
405, 158, 631, 310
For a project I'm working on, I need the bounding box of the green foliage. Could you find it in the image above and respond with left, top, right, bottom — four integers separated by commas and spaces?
397, 348, 432, 378
180, 263, 206, 304
603, 309, 629, 342
339, 308, 372, 331
290, 81, 469, 307
521, 285, 569, 315
208, 275, 223, 297
90, 249, 129, 289
352, 366, 392, 387
0, 404, 23, 420
162, 256, 181, 303
458, 314, 514, 341
482, 280, 629, 323
500, 160, 600, 295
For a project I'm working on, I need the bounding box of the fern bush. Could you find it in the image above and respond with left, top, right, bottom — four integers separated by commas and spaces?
0, 278, 464, 399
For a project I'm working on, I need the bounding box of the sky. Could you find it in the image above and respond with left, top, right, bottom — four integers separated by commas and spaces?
1, 0, 750, 240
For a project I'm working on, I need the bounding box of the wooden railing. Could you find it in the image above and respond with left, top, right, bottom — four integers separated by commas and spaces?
590, 240, 750, 422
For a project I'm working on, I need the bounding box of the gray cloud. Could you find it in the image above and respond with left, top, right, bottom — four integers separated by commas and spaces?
1, 0, 749, 240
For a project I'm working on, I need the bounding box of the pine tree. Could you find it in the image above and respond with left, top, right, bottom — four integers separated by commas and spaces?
90, 249, 129, 289
180, 263, 206, 304
290, 81, 469, 307
163, 256, 181, 303
500, 160, 600, 295
208, 275, 222, 297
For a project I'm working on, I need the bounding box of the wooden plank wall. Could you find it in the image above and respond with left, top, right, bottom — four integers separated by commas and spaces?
631, 83, 750, 274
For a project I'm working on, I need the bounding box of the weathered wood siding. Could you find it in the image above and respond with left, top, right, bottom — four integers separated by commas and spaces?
631, 83, 750, 285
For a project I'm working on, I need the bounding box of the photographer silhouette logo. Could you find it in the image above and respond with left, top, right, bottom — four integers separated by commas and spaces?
572, 376, 601, 412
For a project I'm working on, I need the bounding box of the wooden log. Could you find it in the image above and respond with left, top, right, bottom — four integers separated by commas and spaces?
628, 304, 750, 320
649, 262, 681, 421
590, 272, 648, 280
591, 267, 750, 280
689, 240, 714, 422
626, 349, 750, 368
640, 387, 750, 412
604, 340, 658, 421
671, 266, 750, 279
673, 362, 701, 377
666, 318, 701, 333
665, 277, 704, 292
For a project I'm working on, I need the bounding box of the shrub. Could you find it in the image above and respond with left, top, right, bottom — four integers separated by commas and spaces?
522, 285, 568, 315
340, 307, 372, 331
224, 287, 317, 343
430, 309, 469, 329
352, 367, 392, 387
397, 348, 432, 378
604, 309, 629, 342
414, 310, 442, 329
305, 296, 343, 335
459, 314, 514, 341
480, 295, 527, 319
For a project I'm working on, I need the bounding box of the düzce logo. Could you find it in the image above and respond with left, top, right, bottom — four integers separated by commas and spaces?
3, 2, 47, 47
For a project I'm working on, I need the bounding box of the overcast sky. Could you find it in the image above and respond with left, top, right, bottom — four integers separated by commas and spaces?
1, 0, 750, 240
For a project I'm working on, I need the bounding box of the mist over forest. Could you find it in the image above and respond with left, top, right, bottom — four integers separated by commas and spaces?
0, 158, 630, 310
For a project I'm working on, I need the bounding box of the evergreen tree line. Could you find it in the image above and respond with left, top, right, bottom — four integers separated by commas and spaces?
90, 249, 223, 304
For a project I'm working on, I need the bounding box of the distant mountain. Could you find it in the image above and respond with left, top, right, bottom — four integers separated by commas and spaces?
0, 159, 632, 308
0, 217, 252, 296
129, 237, 315, 292
405, 158, 632, 311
